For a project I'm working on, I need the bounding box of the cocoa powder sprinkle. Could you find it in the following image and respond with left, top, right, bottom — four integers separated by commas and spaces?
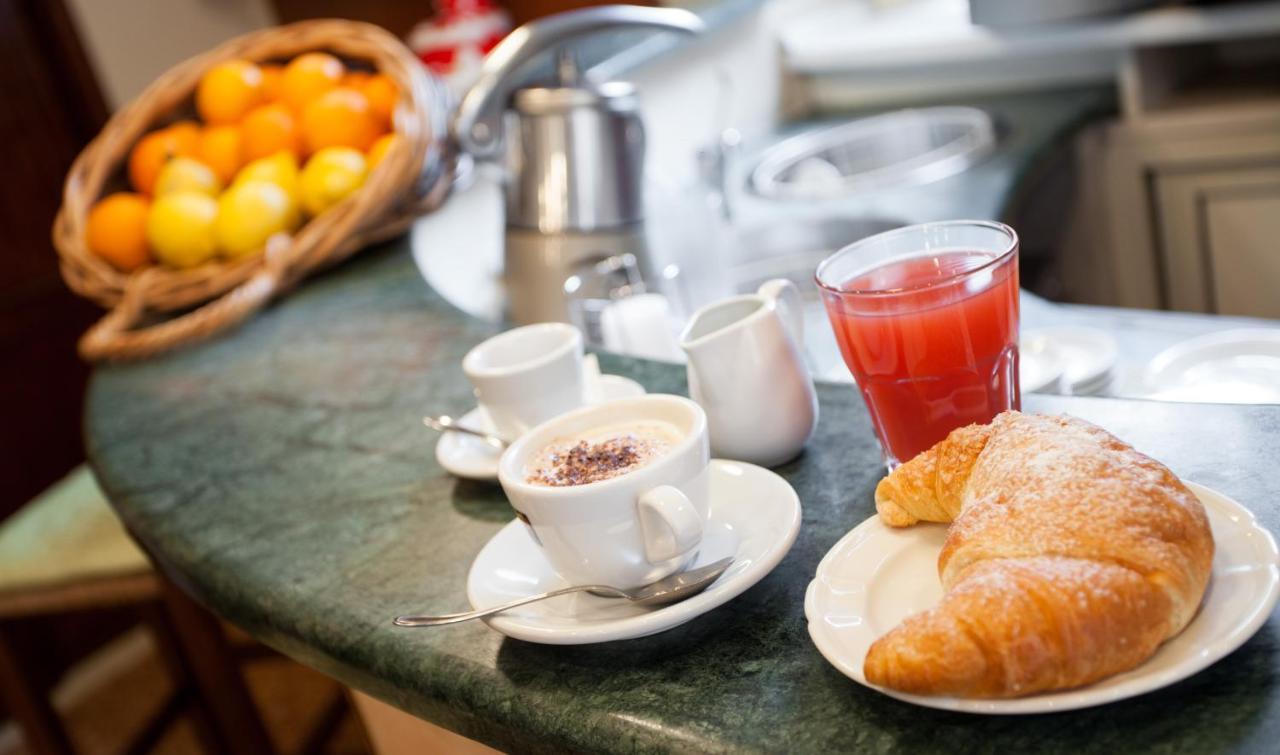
527, 435, 661, 486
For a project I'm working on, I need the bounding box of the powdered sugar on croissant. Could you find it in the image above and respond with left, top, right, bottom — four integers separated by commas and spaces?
864, 411, 1214, 698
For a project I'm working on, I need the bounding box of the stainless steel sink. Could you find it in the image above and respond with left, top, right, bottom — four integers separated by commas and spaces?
748, 107, 996, 200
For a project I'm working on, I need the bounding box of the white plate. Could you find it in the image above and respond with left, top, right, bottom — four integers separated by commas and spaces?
467, 459, 801, 644
436, 373, 646, 481
805, 481, 1280, 713
1144, 329, 1280, 404
1018, 337, 1065, 395
1022, 326, 1117, 395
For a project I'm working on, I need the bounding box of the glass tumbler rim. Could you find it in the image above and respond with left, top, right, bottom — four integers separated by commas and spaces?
814, 219, 1019, 298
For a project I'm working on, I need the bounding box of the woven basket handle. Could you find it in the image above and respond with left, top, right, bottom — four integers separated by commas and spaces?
79, 238, 290, 362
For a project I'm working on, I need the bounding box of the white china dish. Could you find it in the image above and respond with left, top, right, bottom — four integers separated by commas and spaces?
1021, 326, 1117, 396
466, 459, 801, 644
1018, 336, 1065, 395
1144, 329, 1280, 404
435, 372, 645, 481
805, 481, 1280, 713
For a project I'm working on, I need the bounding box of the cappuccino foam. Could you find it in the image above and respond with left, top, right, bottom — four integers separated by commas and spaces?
524, 421, 682, 487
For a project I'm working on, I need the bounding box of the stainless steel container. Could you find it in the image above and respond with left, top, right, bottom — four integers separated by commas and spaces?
454, 6, 703, 323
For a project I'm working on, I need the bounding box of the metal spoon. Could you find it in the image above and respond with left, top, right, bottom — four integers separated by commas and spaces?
393, 557, 734, 627
422, 415, 508, 450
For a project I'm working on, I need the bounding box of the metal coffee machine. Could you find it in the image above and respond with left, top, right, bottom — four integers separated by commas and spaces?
453, 6, 703, 324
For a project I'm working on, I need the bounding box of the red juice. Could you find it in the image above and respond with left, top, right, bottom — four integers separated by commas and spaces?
821, 249, 1020, 465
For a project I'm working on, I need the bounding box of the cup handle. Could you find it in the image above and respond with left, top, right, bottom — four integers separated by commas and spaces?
758, 278, 804, 349
637, 485, 703, 564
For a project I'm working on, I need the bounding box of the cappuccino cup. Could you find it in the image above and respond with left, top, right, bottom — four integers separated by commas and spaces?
497, 395, 710, 589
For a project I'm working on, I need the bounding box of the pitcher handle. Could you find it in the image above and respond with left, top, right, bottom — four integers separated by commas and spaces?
758, 278, 804, 349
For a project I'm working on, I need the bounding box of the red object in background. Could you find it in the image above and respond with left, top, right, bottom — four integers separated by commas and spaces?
418, 46, 456, 70
408, 0, 511, 91
820, 243, 1021, 466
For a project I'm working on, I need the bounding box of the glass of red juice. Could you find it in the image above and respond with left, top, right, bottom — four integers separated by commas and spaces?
815, 220, 1020, 470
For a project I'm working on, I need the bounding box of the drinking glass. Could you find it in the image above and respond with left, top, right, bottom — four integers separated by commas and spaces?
815, 220, 1020, 469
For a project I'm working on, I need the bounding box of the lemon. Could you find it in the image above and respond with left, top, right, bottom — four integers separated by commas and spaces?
234, 151, 299, 191
154, 157, 221, 197
216, 180, 299, 258
147, 192, 218, 268
300, 147, 366, 217
233, 152, 301, 224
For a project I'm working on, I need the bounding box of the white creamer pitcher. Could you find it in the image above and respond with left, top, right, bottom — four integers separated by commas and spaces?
679, 279, 818, 467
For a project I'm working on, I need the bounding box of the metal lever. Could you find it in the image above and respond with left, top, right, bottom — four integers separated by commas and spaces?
453, 5, 704, 158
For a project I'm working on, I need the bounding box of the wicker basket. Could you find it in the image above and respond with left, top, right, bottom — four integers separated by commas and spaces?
53, 19, 455, 361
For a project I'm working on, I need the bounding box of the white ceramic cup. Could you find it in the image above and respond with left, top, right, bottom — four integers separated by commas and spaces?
497, 395, 711, 589
462, 323, 585, 438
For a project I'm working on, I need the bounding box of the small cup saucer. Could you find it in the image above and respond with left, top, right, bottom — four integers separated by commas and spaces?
435, 373, 646, 481
464, 459, 801, 644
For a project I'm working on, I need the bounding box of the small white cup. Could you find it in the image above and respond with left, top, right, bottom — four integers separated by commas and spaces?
462, 323, 585, 438
497, 395, 710, 589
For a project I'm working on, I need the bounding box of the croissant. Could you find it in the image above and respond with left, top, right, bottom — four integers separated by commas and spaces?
864, 411, 1214, 698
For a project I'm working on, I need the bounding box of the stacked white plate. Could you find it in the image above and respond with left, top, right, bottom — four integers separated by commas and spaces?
1144, 329, 1280, 404
1019, 336, 1065, 395
1020, 326, 1118, 396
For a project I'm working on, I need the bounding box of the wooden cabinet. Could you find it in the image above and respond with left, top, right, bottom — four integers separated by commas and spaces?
1155, 166, 1280, 317
1065, 34, 1280, 318
1075, 108, 1280, 313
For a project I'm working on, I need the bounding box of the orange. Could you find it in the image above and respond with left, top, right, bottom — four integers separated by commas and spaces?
240, 103, 300, 161
86, 193, 151, 271
166, 121, 201, 153
361, 74, 399, 128
280, 52, 344, 112
196, 125, 243, 184
300, 88, 381, 153
260, 63, 284, 102
367, 133, 397, 172
128, 124, 199, 195
196, 60, 264, 125
343, 70, 371, 90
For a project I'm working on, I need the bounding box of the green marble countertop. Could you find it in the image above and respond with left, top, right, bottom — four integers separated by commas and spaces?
87, 243, 1280, 754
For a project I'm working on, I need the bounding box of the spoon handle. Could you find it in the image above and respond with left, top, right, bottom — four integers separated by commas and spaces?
422, 416, 507, 449
393, 584, 628, 627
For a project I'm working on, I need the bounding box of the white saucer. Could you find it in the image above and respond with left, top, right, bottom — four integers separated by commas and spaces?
436, 373, 646, 481
1022, 327, 1117, 396
1144, 329, 1280, 404
805, 481, 1279, 714
466, 459, 801, 644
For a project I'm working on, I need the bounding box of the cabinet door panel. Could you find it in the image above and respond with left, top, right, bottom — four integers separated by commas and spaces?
1204, 184, 1280, 318
1155, 172, 1212, 312
1154, 165, 1280, 315
1099, 114, 1280, 309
